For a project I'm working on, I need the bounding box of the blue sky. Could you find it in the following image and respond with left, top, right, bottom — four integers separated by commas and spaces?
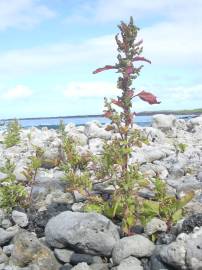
0, 0, 201, 118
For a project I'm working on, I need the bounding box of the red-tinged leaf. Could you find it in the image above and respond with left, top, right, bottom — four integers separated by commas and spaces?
112, 99, 124, 108
104, 110, 113, 118
137, 91, 160, 105
133, 56, 151, 64
92, 65, 117, 74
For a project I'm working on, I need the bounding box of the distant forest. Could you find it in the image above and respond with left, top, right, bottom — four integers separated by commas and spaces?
137, 108, 202, 116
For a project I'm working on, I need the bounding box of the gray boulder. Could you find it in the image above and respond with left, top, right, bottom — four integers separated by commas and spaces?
112, 256, 143, 270
142, 127, 166, 143
144, 148, 166, 163
54, 248, 74, 263
186, 237, 202, 270
10, 231, 60, 270
45, 211, 120, 256
166, 175, 202, 193
188, 116, 202, 131
112, 235, 155, 265
159, 227, 202, 269
72, 263, 91, 270
88, 138, 104, 154
159, 241, 186, 269
84, 122, 111, 140
197, 171, 202, 182
0, 247, 8, 264
185, 228, 202, 270
12, 211, 28, 228
0, 226, 18, 246
13, 165, 27, 182
66, 131, 88, 146
145, 218, 167, 236
152, 114, 176, 130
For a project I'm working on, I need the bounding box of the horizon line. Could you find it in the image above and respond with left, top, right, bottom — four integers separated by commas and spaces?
1, 107, 201, 121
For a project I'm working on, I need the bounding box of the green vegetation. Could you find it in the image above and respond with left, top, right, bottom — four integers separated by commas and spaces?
22, 146, 44, 205
0, 17, 194, 235
59, 121, 92, 193
0, 159, 27, 212
4, 119, 21, 148
141, 178, 194, 226
84, 17, 193, 234
138, 108, 202, 116
86, 165, 149, 234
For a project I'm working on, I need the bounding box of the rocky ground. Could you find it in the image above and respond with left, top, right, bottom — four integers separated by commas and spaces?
0, 114, 202, 270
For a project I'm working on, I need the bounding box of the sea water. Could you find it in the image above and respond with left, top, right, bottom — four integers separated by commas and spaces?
0, 114, 194, 130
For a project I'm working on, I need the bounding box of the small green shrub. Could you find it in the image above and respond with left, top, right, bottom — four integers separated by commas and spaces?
85, 166, 149, 234
174, 142, 188, 159
59, 130, 92, 193
0, 159, 27, 212
58, 120, 66, 138
22, 146, 44, 205
4, 119, 21, 148
61, 168, 92, 193
140, 178, 194, 226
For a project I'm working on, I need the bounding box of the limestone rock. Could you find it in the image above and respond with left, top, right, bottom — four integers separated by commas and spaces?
112, 235, 155, 265
11, 231, 60, 270
45, 211, 120, 256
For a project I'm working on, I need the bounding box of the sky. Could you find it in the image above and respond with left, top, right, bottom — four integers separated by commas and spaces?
0, 0, 202, 119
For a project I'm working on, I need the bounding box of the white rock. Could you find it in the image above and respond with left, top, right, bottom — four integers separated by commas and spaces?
112, 235, 155, 265
12, 211, 28, 228
152, 114, 176, 130
88, 138, 104, 154
84, 122, 111, 140
13, 165, 27, 182
72, 263, 91, 270
145, 218, 167, 236
112, 256, 143, 270
67, 131, 88, 146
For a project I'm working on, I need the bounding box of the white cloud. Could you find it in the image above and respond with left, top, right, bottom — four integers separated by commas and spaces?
141, 21, 202, 67
0, 0, 201, 78
0, 0, 55, 30
62, 80, 202, 111
63, 0, 202, 68
164, 84, 202, 101
0, 35, 115, 76
63, 81, 118, 98
1, 85, 32, 99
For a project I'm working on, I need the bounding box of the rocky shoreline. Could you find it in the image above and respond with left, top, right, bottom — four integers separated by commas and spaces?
0, 114, 202, 269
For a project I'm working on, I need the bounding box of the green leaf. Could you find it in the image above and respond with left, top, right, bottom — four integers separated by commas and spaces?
172, 209, 183, 223
141, 200, 159, 224
84, 204, 103, 213
126, 214, 135, 227
176, 191, 194, 210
